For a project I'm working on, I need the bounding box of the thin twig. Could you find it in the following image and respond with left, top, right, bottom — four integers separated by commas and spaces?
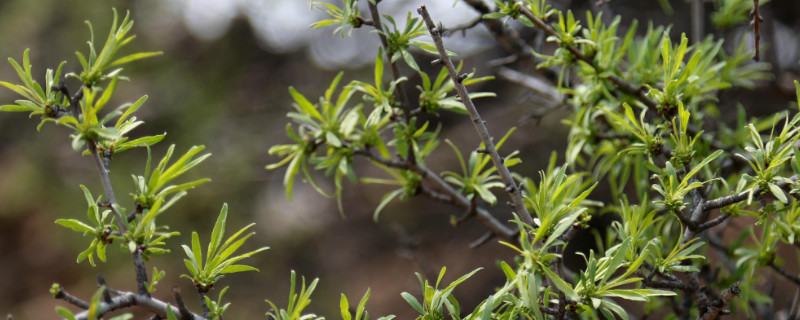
87, 140, 124, 230
442, 16, 483, 36
751, 0, 762, 61
88, 139, 151, 297
412, 164, 517, 239
53, 285, 90, 309
496, 67, 562, 105
769, 262, 800, 286
694, 212, 731, 233
418, 5, 534, 226
173, 287, 194, 320
97, 274, 113, 303
354, 146, 516, 239
367, 1, 415, 165
469, 231, 496, 248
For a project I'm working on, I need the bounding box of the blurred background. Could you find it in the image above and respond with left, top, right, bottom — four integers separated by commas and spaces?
0, 0, 798, 318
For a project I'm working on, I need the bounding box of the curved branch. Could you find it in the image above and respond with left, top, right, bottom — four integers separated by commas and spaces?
355, 147, 516, 240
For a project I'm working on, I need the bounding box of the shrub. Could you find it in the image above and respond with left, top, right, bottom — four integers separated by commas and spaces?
2, 0, 798, 319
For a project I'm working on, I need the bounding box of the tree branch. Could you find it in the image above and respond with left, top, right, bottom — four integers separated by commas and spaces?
87, 139, 150, 297
698, 282, 740, 320
418, 5, 534, 226
353, 146, 516, 240
411, 164, 517, 239
53, 285, 90, 309
67, 291, 204, 320
172, 287, 194, 320
367, 1, 415, 165
462, 0, 555, 79
704, 175, 798, 211
694, 212, 732, 233
751, 0, 762, 61
769, 262, 800, 287
516, 4, 729, 152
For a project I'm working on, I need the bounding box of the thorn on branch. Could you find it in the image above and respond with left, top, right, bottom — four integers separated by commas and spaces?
431, 58, 444, 66
172, 287, 194, 320
457, 73, 469, 83
97, 274, 113, 303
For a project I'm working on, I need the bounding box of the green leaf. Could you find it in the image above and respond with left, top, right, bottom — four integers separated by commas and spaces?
480, 294, 493, 320
340, 293, 351, 320
220, 264, 259, 274
373, 189, 403, 221
208, 203, 228, 260
483, 12, 507, 19
55, 219, 96, 233
56, 307, 77, 320
108, 51, 163, 68
401, 292, 424, 314
0, 104, 37, 112
542, 266, 577, 300
768, 183, 788, 203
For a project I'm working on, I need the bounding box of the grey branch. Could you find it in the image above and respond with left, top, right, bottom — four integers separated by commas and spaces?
88, 139, 150, 296
173, 287, 195, 320
67, 292, 204, 320
53, 286, 90, 309
417, 5, 534, 226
